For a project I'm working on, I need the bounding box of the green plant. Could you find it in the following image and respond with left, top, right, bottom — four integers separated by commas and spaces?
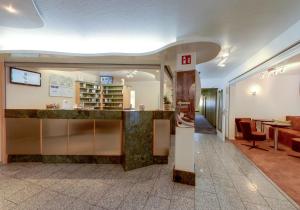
164, 96, 171, 104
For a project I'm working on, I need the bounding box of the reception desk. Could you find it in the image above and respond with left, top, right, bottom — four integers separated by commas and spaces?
5, 109, 175, 171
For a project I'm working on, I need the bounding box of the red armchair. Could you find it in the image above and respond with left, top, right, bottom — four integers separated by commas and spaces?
235, 118, 257, 139
240, 121, 267, 151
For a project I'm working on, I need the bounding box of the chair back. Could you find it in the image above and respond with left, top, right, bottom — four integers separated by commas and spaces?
240, 121, 253, 140
235, 118, 251, 132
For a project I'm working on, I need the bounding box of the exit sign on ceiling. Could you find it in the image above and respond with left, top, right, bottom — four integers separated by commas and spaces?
181, 55, 192, 65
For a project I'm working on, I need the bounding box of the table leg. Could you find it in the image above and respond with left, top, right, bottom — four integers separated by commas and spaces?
269, 127, 285, 151
274, 127, 278, 151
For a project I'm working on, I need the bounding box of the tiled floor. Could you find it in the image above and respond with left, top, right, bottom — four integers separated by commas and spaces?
195, 133, 300, 210
1, 134, 299, 210
0, 164, 195, 210
233, 138, 300, 205
0, 136, 194, 210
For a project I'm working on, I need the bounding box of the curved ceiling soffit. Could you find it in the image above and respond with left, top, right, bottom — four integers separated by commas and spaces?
0, 0, 44, 28
161, 41, 221, 65
5, 40, 221, 66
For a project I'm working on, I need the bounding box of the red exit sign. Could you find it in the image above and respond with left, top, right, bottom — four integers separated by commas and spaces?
181, 55, 192, 65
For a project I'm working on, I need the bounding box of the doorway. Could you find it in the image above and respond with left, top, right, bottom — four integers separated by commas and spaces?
201, 88, 218, 127
195, 88, 218, 134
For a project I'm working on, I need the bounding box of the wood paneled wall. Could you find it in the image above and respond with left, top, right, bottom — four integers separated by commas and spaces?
176, 70, 195, 119
0, 56, 7, 163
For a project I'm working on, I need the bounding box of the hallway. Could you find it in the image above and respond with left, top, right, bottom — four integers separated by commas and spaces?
195, 114, 216, 134
195, 134, 299, 210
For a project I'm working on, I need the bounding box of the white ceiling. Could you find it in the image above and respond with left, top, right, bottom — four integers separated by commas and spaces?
1, 0, 300, 79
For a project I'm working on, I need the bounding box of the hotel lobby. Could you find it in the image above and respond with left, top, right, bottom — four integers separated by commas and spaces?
0, 0, 300, 210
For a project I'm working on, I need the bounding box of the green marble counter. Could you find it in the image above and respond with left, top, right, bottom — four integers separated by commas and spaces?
5, 109, 123, 119
5, 109, 174, 120
5, 109, 175, 171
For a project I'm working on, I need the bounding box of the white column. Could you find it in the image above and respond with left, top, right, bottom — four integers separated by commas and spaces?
175, 127, 195, 173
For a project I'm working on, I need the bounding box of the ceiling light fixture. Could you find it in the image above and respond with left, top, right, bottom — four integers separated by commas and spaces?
218, 56, 228, 67
4, 4, 18, 14
260, 66, 286, 79
218, 48, 230, 67
126, 70, 138, 78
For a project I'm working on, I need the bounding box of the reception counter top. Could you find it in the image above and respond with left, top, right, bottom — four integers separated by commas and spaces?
5, 109, 175, 171
5, 109, 174, 119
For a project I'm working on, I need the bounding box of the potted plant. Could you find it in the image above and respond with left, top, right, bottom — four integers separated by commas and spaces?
163, 96, 172, 110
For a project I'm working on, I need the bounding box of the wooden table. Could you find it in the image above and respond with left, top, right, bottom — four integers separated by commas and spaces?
263, 122, 291, 151
253, 119, 273, 132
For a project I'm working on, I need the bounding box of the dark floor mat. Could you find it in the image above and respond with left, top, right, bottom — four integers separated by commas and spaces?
195, 114, 217, 134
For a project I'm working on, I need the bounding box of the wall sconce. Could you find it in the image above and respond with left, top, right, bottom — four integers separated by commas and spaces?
248, 84, 261, 96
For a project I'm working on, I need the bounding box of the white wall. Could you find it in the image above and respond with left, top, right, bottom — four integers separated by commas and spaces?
126, 81, 160, 110
228, 72, 300, 139
6, 69, 99, 109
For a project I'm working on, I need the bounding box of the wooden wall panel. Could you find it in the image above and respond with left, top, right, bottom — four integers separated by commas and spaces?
0, 56, 6, 163
176, 70, 195, 120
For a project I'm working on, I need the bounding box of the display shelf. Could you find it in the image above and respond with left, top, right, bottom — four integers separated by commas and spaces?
103, 94, 123, 96
101, 85, 124, 110
76, 82, 130, 110
76, 81, 101, 109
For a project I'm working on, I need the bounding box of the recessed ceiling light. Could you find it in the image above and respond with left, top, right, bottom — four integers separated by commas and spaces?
126, 74, 134, 78
218, 57, 228, 67
217, 48, 231, 67
156, 70, 159, 73
218, 63, 226, 67
4, 4, 18, 14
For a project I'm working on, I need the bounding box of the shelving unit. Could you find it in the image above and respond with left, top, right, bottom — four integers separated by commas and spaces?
101, 85, 124, 110
76, 81, 101, 109
76, 82, 130, 110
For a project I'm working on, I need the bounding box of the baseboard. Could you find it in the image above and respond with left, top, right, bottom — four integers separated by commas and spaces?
8, 155, 42, 162
173, 167, 195, 186
8, 155, 121, 164
153, 155, 168, 164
